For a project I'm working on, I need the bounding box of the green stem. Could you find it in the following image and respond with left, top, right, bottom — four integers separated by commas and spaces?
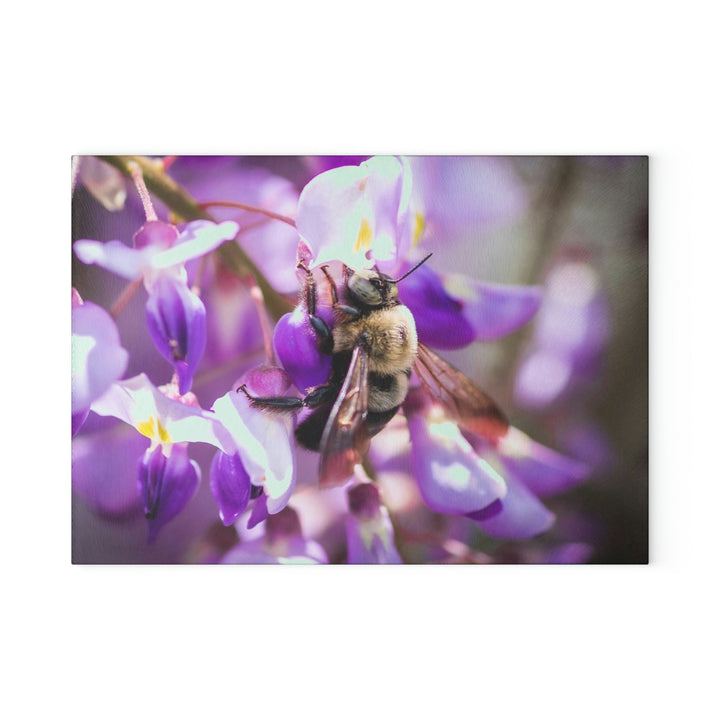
95, 155, 294, 321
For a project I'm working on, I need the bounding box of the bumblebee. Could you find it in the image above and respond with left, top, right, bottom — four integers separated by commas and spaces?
240, 255, 509, 486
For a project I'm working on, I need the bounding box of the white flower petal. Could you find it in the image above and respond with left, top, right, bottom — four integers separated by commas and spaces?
91, 374, 225, 448
74, 240, 154, 280
151, 221, 239, 270
211, 391, 296, 514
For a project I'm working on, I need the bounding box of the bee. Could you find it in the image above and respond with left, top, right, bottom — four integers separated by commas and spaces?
239, 254, 509, 486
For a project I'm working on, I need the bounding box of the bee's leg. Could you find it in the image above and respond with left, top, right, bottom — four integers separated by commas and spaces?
237, 384, 304, 412
298, 261, 334, 353
238, 382, 336, 412
320, 265, 360, 318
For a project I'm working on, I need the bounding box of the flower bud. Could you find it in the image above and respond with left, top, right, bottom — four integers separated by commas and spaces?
145, 275, 206, 394
137, 443, 200, 543
273, 307, 332, 393
209, 451, 252, 526
346, 482, 402, 564
133, 220, 179, 250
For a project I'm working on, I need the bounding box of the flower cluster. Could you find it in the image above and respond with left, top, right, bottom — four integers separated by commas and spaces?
72, 155, 612, 563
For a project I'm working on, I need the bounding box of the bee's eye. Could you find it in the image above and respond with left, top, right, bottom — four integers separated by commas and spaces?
348, 274, 383, 305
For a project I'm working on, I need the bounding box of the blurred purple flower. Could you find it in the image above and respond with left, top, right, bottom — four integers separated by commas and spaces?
404, 394, 507, 515
514, 254, 610, 410
72, 424, 147, 519
406, 156, 528, 246
493, 427, 590, 498
346, 481, 402, 564
202, 265, 263, 365
221, 506, 328, 564
73, 156, 127, 211
545, 542, 594, 564
168, 159, 301, 294
555, 416, 616, 477
71, 289, 129, 435
466, 474, 555, 540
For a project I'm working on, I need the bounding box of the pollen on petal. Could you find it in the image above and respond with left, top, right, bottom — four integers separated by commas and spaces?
353, 218, 373, 253
412, 211, 425, 246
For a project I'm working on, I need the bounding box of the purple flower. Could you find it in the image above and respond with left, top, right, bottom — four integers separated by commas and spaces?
202, 266, 264, 365
75, 220, 241, 285
74, 218, 239, 393
71, 289, 128, 435
346, 481, 402, 564
406, 156, 529, 246
221, 507, 328, 564
138, 443, 201, 543
72, 424, 148, 519
514, 254, 610, 410
88, 373, 227, 539
273, 304, 333, 394
145, 273, 206, 394
466, 474, 556, 540
368, 407, 583, 541
208, 451, 253, 527
493, 427, 590, 498
210, 365, 296, 516
396, 260, 542, 349
405, 398, 507, 516
460, 427, 593, 539
295, 155, 413, 272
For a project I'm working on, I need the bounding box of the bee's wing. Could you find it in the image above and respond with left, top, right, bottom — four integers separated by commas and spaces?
413, 342, 509, 441
318, 343, 370, 487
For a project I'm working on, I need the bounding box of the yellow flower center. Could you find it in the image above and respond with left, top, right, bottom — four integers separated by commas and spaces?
412, 211, 425, 246
137, 415, 172, 444
353, 218, 373, 253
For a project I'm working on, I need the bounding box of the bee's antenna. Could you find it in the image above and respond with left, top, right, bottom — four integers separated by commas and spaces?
388, 253, 433, 284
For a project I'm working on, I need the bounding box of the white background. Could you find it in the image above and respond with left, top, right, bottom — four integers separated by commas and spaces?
2, 2, 716, 718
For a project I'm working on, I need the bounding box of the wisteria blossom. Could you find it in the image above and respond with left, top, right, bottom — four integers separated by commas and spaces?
71, 288, 129, 435
210, 364, 296, 519
514, 251, 610, 410
89, 374, 226, 541
71, 154, 648, 564
345, 479, 402, 564
75, 210, 239, 393
221, 507, 328, 564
